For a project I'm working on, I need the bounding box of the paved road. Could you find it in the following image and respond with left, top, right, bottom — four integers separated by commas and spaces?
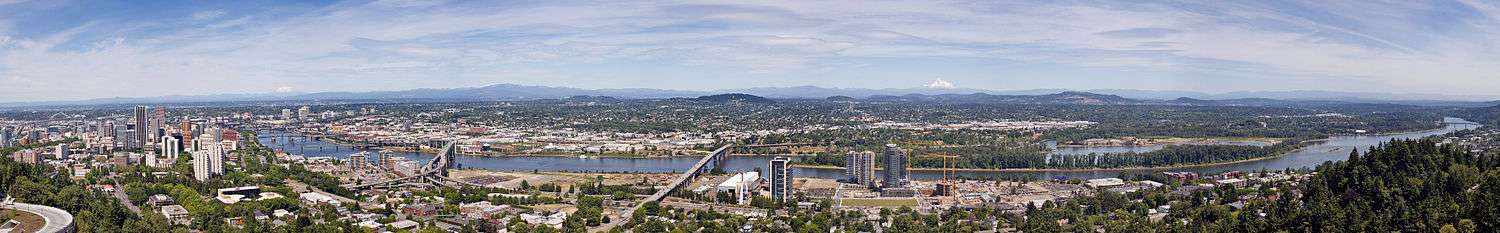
4, 202, 76, 233
111, 182, 143, 216
591, 145, 733, 232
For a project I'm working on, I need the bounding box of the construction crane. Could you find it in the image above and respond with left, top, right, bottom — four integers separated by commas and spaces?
923, 152, 962, 204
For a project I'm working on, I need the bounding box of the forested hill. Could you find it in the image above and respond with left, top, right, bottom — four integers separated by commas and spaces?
1275, 139, 1498, 231
1, 153, 141, 231
1454, 104, 1500, 126
691, 93, 775, 104
1017, 139, 1498, 232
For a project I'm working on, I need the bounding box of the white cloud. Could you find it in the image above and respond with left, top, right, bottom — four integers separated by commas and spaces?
1, 1, 1499, 101
0, 0, 30, 6
192, 10, 227, 20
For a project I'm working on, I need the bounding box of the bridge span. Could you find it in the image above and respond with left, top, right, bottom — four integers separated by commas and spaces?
593, 144, 735, 232
343, 141, 466, 190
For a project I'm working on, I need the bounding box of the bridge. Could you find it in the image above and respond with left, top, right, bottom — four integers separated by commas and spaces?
343, 141, 475, 190
594, 144, 735, 232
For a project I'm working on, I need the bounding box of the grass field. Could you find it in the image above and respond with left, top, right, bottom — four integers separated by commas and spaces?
839, 198, 919, 207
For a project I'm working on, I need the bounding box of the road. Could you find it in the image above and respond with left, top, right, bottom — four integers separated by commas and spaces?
110, 181, 144, 216
589, 145, 733, 232
3, 201, 76, 233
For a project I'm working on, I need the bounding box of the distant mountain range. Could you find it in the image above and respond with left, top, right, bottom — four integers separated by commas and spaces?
3, 83, 1498, 108
859, 92, 1142, 105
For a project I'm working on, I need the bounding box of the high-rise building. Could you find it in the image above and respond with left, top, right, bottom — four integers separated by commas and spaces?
882, 144, 909, 189
124, 126, 138, 151
190, 123, 204, 143
151, 107, 166, 143
112, 123, 127, 150
844, 151, 859, 178
192, 150, 212, 181
845, 151, 877, 187
349, 152, 368, 170
98, 121, 113, 140
376, 151, 388, 167
0, 127, 12, 147
179, 118, 191, 138
133, 106, 149, 150
281, 109, 293, 120
160, 135, 180, 166
199, 136, 224, 175
181, 120, 194, 151
297, 106, 311, 119
769, 157, 793, 203
54, 144, 69, 159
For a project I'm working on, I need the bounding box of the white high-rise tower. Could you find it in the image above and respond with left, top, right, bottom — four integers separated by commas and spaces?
159, 135, 179, 167
203, 138, 224, 175
192, 150, 211, 181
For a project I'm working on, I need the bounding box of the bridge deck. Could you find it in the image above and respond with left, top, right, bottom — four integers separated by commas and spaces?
595, 144, 732, 232
344, 141, 457, 190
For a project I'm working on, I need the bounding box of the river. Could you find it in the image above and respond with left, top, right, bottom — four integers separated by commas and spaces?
256, 118, 1480, 180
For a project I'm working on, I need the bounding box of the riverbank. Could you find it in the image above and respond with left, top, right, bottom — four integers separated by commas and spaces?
308, 135, 720, 158
793, 149, 1301, 173
794, 122, 1471, 173
251, 119, 1475, 180
309, 136, 821, 159
1055, 137, 1282, 148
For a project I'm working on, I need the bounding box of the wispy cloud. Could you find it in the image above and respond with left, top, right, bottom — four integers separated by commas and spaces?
0, 0, 1498, 101
192, 9, 227, 21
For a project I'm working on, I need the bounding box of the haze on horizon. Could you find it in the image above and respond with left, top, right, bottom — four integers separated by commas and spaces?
2, 0, 1500, 102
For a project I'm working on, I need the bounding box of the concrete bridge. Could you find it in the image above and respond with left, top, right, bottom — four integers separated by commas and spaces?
594, 144, 735, 232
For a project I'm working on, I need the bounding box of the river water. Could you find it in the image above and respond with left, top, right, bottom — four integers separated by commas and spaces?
257, 118, 1480, 180
1047, 141, 1271, 155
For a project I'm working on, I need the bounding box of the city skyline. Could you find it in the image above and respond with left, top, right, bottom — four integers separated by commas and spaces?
3, 0, 1500, 101
4, 1, 1500, 231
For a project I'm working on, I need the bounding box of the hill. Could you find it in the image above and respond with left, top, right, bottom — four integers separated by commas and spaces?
692, 93, 774, 104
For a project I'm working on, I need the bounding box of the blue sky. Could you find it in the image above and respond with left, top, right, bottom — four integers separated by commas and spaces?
1, 0, 1498, 101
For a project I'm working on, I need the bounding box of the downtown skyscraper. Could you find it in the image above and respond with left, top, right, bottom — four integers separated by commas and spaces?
159, 135, 180, 167
150, 107, 166, 143
132, 106, 148, 150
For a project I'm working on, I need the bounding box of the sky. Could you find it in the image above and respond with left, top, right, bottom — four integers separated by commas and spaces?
1, 0, 1499, 102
